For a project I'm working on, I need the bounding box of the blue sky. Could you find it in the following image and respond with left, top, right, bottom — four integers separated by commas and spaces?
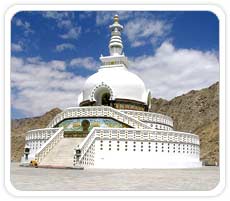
11, 11, 219, 119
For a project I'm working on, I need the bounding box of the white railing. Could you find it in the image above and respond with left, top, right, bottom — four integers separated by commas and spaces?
35, 127, 64, 164
25, 128, 60, 141
75, 127, 200, 166
25, 128, 62, 154
120, 110, 174, 127
47, 106, 152, 130
78, 128, 98, 162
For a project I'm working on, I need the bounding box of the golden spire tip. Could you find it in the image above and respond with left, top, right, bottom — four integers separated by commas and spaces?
114, 15, 119, 23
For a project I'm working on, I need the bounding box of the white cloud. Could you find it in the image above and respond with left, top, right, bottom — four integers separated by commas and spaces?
96, 12, 172, 47
60, 27, 81, 40
57, 20, 72, 29
129, 41, 219, 100
11, 56, 86, 117
70, 57, 99, 70
15, 19, 33, 36
41, 11, 69, 20
79, 12, 93, 20
124, 18, 172, 47
11, 43, 23, 52
96, 12, 114, 25
41, 11, 81, 40
55, 43, 75, 52
131, 41, 146, 47
25, 56, 42, 63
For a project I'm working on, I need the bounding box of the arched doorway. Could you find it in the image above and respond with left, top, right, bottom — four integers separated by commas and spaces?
94, 86, 112, 106
101, 92, 111, 106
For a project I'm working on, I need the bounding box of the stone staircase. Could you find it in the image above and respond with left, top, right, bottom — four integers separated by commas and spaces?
39, 137, 84, 167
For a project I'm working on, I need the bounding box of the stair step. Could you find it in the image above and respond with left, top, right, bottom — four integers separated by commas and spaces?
40, 138, 84, 166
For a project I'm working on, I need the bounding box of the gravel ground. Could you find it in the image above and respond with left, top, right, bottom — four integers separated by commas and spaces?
10, 163, 219, 191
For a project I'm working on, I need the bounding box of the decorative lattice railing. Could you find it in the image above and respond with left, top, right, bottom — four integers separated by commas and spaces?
74, 127, 200, 167
25, 128, 60, 141
119, 110, 173, 127
77, 128, 98, 163
35, 127, 64, 164
47, 106, 152, 130
25, 128, 62, 154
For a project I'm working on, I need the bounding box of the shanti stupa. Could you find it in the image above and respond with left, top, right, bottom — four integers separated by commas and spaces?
21, 15, 202, 168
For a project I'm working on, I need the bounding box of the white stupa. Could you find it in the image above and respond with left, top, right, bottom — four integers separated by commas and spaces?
21, 15, 202, 169
78, 15, 150, 110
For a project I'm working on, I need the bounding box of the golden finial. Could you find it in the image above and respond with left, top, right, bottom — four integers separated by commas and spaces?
114, 14, 119, 23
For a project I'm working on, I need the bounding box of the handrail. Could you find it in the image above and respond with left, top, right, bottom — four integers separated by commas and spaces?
25, 128, 59, 141
35, 127, 64, 163
119, 109, 174, 127
77, 128, 97, 162
47, 106, 153, 130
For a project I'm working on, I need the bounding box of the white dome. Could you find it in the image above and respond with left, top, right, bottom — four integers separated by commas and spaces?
77, 15, 151, 108
78, 66, 149, 105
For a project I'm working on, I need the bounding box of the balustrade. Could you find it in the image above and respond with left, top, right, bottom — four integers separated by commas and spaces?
47, 106, 152, 130
25, 128, 60, 142
120, 110, 174, 127
74, 127, 200, 167
35, 127, 64, 163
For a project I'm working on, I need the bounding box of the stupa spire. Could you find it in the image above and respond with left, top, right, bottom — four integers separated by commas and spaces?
99, 15, 128, 68
109, 15, 124, 56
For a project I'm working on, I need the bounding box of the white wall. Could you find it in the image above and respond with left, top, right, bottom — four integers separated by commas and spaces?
83, 139, 202, 169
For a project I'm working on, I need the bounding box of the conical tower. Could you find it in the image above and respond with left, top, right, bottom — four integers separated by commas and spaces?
100, 15, 128, 68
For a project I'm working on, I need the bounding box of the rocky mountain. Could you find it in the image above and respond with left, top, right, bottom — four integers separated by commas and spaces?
11, 108, 62, 161
150, 82, 219, 165
11, 82, 219, 165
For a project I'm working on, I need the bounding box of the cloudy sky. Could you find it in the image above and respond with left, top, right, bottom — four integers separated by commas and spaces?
11, 11, 219, 119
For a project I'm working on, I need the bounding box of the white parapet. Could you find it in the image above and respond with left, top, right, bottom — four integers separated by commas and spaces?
21, 127, 64, 164
119, 109, 174, 130
77, 128, 202, 169
47, 106, 153, 130
47, 106, 173, 131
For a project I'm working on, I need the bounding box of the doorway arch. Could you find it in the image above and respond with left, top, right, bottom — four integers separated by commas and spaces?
94, 87, 111, 106
101, 92, 111, 106
90, 83, 113, 106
